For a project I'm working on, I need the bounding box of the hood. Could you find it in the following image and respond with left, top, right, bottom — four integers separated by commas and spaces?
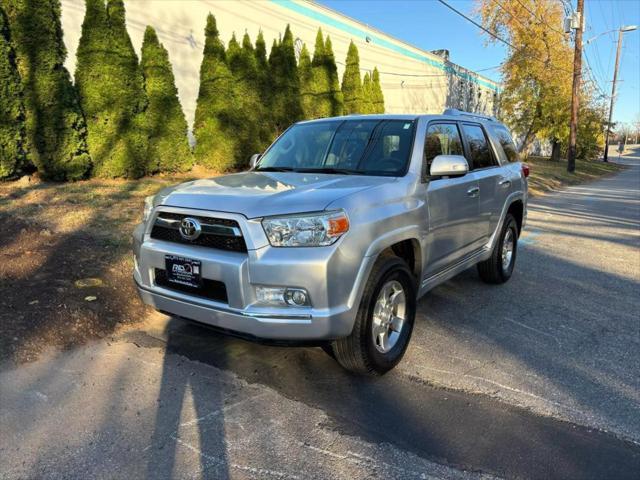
156, 171, 398, 218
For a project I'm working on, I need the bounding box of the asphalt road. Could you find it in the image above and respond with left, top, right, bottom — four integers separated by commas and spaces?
2, 150, 639, 479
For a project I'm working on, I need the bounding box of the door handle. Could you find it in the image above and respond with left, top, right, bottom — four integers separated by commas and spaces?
499, 179, 511, 188
467, 186, 480, 197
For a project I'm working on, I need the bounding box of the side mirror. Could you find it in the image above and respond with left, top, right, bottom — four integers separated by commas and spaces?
430, 155, 469, 177
249, 153, 261, 169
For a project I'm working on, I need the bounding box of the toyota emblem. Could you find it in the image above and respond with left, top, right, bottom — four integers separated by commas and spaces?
179, 217, 202, 241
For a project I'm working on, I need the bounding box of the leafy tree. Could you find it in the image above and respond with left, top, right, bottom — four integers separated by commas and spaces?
75, 0, 147, 178
141, 26, 192, 174
0, 6, 25, 178
3, 0, 90, 180
268, 25, 302, 134
341, 41, 363, 114
371, 67, 385, 113
478, 0, 573, 155
193, 14, 237, 171
361, 72, 373, 114
298, 43, 315, 119
309, 28, 330, 118
324, 37, 343, 116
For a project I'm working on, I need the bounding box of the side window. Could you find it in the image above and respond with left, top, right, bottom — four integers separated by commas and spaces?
489, 124, 519, 163
423, 123, 463, 178
461, 124, 495, 170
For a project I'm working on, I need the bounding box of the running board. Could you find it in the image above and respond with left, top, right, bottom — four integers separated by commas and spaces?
420, 247, 490, 294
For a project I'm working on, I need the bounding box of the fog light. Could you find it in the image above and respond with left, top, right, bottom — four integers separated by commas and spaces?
255, 286, 310, 307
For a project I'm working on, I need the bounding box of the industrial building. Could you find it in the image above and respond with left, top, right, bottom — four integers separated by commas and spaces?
60, 0, 501, 132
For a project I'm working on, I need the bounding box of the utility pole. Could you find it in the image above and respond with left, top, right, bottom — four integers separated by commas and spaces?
604, 29, 625, 162
567, 0, 584, 173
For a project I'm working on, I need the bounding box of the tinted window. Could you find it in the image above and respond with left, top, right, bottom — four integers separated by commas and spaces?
461, 124, 495, 169
489, 124, 519, 163
257, 120, 415, 176
423, 123, 464, 177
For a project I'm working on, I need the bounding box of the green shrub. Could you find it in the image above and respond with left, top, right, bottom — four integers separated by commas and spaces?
75, 0, 147, 178
268, 25, 302, 135
324, 37, 343, 116
193, 14, 238, 171
141, 26, 192, 174
2, 0, 90, 180
362, 72, 373, 114
371, 67, 385, 113
254, 30, 273, 148
298, 43, 315, 119
0, 6, 25, 178
227, 32, 264, 167
341, 41, 363, 114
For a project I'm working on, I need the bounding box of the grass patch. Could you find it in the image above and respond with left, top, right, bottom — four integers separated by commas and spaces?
525, 156, 623, 196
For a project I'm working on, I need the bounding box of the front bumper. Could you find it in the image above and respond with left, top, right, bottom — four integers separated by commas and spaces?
133, 209, 370, 340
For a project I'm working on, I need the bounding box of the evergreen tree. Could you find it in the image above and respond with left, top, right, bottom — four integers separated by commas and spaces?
371, 67, 385, 113
141, 26, 192, 174
0, 6, 25, 178
341, 41, 362, 114
3, 0, 90, 180
310, 28, 331, 118
75, 0, 147, 178
298, 43, 315, 119
362, 72, 373, 114
193, 14, 237, 171
324, 36, 343, 116
268, 25, 302, 134
227, 32, 263, 166
253, 30, 273, 148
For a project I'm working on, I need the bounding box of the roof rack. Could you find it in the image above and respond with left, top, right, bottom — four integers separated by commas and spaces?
442, 108, 498, 123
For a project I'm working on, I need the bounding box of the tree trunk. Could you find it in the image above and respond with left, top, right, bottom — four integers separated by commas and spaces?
551, 139, 561, 162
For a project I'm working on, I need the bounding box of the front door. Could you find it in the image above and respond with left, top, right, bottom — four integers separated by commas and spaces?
424, 122, 482, 277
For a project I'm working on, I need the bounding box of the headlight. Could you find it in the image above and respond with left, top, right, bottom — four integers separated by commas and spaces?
262, 210, 349, 247
142, 195, 155, 222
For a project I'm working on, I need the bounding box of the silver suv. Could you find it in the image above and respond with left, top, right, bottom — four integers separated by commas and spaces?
133, 109, 528, 375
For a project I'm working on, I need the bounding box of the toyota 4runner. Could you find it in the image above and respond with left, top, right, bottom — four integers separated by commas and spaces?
133, 109, 528, 375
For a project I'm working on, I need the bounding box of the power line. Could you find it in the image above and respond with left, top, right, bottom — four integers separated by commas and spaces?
436, 0, 515, 49
437, 0, 573, 75
513, 0, 565, 35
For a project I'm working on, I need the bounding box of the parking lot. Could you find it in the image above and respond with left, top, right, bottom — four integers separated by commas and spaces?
1, 150, 639, 479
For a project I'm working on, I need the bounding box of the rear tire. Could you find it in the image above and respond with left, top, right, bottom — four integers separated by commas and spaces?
477, 213, 518, 284
328, 254, 416, 375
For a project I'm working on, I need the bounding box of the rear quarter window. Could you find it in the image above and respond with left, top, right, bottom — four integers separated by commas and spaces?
489, 125, 519, 163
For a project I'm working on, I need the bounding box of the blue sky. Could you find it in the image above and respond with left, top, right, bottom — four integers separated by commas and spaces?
317, 0, 640, 126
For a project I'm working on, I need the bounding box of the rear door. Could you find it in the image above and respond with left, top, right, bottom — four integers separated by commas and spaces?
460, 122, 505, 243
424, 122, 481, 276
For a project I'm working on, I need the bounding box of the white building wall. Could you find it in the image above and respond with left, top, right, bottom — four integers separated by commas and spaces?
60, 0, 500, 133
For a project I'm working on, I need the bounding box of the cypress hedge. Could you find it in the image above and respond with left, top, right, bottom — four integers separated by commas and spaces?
323, 36, 343, 116
371, 67, 385, 113
341, 41, 363, 114
269, 25, 302, 135
75, 0, 147, 178
2, 0, 90, 180
226, 32, 263, 165
141, 26, 192, 174
362, 72, 373, 114
298, 43, 315, 119
193, 14, 237, 171
0, 6, 25, 178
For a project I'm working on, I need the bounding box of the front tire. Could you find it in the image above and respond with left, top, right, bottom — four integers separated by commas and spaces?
329, 254, 416, 375
477, 213, 518, 284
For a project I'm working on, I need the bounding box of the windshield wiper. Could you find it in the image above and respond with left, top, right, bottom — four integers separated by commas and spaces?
254, 166, 298, 172
296, 167, 363, 175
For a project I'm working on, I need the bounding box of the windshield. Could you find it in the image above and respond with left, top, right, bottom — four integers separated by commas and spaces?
256, 119, 416, 176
